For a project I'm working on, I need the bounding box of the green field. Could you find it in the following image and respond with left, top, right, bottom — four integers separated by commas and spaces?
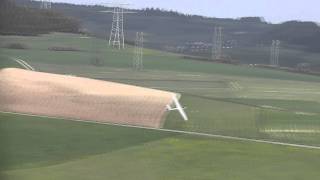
1, 113, 320, 180
1, 33, 320, 179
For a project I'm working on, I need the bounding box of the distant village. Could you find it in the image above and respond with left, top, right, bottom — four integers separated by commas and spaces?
167, 40, 237, 53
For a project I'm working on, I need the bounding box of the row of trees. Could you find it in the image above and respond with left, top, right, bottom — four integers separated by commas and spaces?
0, 0, 80, 35
263, 21, 320, 52
3, 0, 319, 52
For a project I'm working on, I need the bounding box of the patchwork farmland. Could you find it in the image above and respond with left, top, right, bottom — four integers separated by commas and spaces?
1, 33, 320, 179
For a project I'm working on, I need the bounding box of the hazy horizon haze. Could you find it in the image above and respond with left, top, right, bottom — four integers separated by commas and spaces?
43, 0, 320, 23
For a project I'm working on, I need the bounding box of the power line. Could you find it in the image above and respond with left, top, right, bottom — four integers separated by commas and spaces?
109, 7, 125, 49
270, 40, 280, 66
40, 0, 52, 9
133, 32, 144, 71
100, 3, 137, 49
212, 26, 223, 60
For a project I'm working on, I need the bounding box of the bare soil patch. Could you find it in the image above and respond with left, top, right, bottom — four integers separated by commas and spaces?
0, 68, 176, 128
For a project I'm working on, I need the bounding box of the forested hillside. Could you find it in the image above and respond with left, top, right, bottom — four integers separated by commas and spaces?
10, 0, 320, 52
0, 0, 80, 35
10, 0, 319, 51
5, 0, 320, 69
262, 21, 320, 52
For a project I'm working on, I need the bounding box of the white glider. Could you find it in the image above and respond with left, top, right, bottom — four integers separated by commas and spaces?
167, 95, 188, 121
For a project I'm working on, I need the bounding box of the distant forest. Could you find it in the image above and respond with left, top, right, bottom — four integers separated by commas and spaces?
49, 1, 320, 52
0, 0, 80, 35
2, 0, 320, 54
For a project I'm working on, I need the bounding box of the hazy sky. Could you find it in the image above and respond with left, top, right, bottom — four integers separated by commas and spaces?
48, 0, 319, 23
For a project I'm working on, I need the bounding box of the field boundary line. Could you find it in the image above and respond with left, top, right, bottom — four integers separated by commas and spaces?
1, 110, 320, 150
95, 77, 225, 83
11, 57, 35, 71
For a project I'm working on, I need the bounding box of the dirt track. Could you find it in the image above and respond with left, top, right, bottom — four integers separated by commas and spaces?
0, 68, 176, 128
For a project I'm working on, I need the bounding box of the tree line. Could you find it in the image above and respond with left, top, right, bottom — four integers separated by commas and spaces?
0, 0, 80, 35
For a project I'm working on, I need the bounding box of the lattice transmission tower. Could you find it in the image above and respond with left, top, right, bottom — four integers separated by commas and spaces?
212, 27, 223, 60
109, 6, 125, 49
133, 32, 144, 71
270, 40, 280, 66
40, 0, 52, 9
100, 3, 136, 49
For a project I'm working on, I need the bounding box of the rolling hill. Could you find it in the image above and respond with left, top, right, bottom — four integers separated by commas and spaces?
9, 0, 320, 70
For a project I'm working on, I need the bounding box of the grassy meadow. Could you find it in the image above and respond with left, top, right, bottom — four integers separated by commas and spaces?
1, 33, 320, 179
1, 113, 320, 180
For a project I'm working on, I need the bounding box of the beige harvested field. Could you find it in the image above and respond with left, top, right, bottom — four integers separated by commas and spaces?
0, 68, 177, 128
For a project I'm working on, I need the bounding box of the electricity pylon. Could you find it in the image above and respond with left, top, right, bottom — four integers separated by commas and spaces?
212, 27, 223, 60
133, 32, 144, 71
109, 7, 124, 49
100, 3, 136, 49
270, 40, 280, 66
40, 0, 51, 9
